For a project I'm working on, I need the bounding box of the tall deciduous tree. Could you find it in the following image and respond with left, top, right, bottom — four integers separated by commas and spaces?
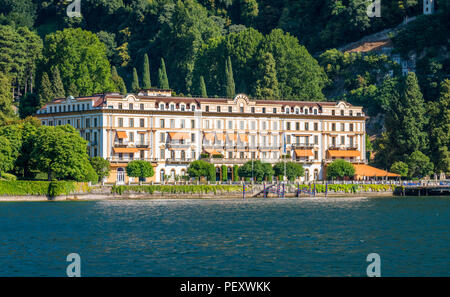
261, 29, 327, 100
0, 135, 13, 177
407, 151, 434, 178
157, 0, 222, 93
40, 28, 114, 96
0, 72, 14, 122
31, 125, 95, 181
142, 54, 151, 89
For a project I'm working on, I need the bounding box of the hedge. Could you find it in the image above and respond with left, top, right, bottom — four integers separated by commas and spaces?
0, 181, 89, 196
111, 185, 243, 195
293, 184, 395, 193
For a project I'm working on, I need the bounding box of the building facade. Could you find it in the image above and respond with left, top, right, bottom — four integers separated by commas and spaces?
35, 90, 368, 183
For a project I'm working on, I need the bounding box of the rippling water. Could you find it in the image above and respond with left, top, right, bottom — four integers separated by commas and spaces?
0, 196, 449, 276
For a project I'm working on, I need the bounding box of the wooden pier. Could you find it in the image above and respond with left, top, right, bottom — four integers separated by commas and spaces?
394, 185, 450, 196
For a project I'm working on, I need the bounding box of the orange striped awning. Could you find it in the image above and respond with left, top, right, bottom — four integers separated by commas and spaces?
204, 133, 215, 141
294, 149, 314, 157
113, 147, 139, 153
205, 149, 222, 156
354, 164, 400, 177
327, 150, 360, 158
239, 134, 248, 143
216, 134, 226, 141
227, 134, 237, 142
116, 131, 128, 139
168, 132, 190, 140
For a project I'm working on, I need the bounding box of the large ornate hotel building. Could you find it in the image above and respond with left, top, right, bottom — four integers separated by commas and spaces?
35, 90, 372, 184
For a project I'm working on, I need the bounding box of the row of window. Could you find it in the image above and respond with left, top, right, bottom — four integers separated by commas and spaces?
108, 102, 361, 117
44, 117, 100, 129
118, 118, 146, 128
47, 103, 91, 113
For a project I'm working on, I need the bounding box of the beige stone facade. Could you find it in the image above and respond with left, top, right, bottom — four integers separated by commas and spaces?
36, 90, 367, 183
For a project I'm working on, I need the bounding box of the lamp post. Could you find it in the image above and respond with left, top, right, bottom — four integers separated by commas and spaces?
251, 157, 254, 184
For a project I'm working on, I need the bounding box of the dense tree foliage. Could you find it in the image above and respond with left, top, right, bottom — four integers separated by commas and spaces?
0, 72, 14, 124
40, 28, 114, 97
0, 0, 447, 180
326, 159, 356, 180
126, 160, 155, 180
407, 151, 434, 178
390, 161, 409, 177
238, 160, 273, 181
90, 157, 111, 182
188, 160, 215, 181
427, 80, 450, 173
31, 125, 96, 181
273, 162, 304, 181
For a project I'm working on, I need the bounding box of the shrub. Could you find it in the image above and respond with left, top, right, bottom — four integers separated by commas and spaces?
326, 159, 355, 179
0, 181, 84, 196
83, 165, 99, 184
111, 185, 243, 195
1, 173, 17, 181
126, 160, 155, 180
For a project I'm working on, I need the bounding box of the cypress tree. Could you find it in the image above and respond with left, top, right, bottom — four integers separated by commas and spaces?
158, 58, 169, 89
51, 66, 65, 98
131, 67, 140, 92
428, 79, 450, 173
38, 72, 54, 106
67, 82, 79, 97
199, 76, 207, 98
254, 52, 279, 99
385, 72, 428, 161
142, 54, 151, 89
111, 66, 127, 95
225, 56, 235, 98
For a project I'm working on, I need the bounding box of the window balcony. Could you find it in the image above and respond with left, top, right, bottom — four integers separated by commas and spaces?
167, 142, 191, 149
135, 142, 150, 148
291, 143, 315, 149
114, 141, 129, 147
165, 158, 193, 164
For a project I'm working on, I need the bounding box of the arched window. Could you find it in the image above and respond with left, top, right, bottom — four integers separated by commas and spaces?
285, 107, 290, 114
160, 169, 165, 182
304, 109, 309, 115
305, 169, 310, 181
314, 169, 319, 180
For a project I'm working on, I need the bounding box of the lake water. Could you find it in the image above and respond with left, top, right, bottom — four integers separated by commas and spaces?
0, 196, 449, 277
